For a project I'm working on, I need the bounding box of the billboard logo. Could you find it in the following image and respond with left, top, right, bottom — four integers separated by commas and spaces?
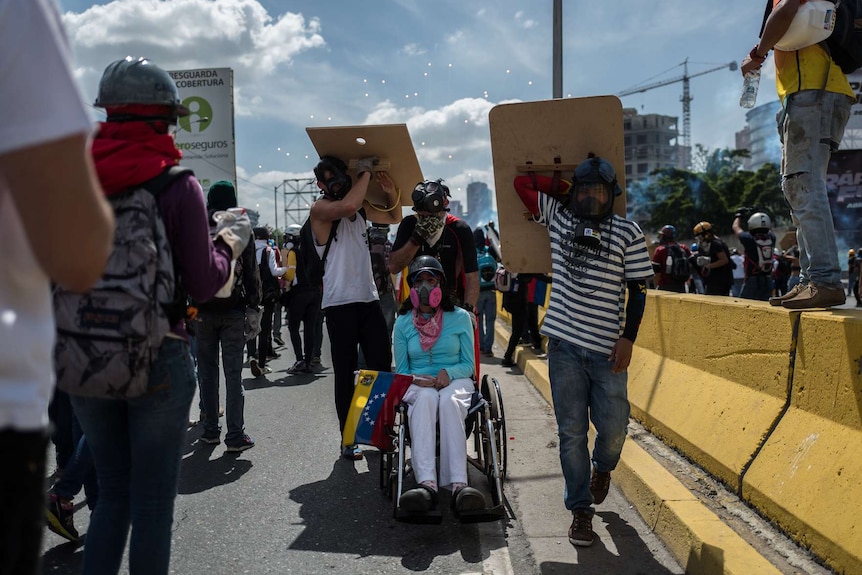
179, 96, 213, 133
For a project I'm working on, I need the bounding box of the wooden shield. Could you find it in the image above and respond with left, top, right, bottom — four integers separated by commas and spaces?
306, 124, 423, 220
489, 96, 625, 273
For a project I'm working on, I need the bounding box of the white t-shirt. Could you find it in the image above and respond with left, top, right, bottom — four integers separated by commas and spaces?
731, 254, 745, 280
320, 212, 379, 308
0, 0, 94, 431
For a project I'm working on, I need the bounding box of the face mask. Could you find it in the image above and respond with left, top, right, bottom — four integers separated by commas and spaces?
409, 279, 442, 308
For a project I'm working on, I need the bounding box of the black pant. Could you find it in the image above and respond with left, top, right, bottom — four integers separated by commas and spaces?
325, 301, 392, 434
257, 301, 275, 367
0, 429, 48, 575
288, 289, 321, 364
503, 291, 527, 360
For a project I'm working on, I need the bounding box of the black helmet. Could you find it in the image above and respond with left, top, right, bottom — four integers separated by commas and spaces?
94, 57, 189, 117
407, 255, 445, 287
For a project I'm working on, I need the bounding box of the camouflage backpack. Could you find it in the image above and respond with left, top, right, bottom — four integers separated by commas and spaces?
53, 166, 191, 399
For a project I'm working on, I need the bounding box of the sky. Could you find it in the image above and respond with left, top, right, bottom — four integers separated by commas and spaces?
57, 0, 772, 228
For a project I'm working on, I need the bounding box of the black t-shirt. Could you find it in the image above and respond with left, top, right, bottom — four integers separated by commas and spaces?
703, 237, 733, 290
393, 215, 478, 303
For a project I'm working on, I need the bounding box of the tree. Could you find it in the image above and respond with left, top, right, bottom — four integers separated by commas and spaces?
631, 147, 786, 240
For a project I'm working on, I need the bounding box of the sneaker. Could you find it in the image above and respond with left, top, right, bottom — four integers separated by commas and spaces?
273, 336, 285, 346
311, 356, 322, 366
225, 434, 255, 452
500, 357, 515, 368
287, 360, 308, 374
589, 467, 611, 504
200, 430, 221, 445
769, 282, 805, 306
781, 283, 845, 309
568, 510, 595, 547
341, 444, 363, 460
267, 352, 281, 361
46, 494, 79, 542
260, 366, 273, 375
250, 358, 262, 377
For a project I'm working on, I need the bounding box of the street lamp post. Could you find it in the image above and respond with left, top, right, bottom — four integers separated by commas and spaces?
274, 185, 278, 233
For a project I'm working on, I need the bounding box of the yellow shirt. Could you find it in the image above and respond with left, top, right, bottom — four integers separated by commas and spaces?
772, 0, 855, 102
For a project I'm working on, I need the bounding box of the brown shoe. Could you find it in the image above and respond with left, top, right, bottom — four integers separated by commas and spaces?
589, 468, 611, 505
769, 282, 805, 306
568, 510, 594, 547
781, 283, 845, 309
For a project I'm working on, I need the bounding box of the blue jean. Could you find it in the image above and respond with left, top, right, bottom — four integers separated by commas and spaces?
70, 338, 196, 575
547, 338, 630, 513
476, 290, 497, 351
196, 309, 247, 444
52, 419, 98, 509
780, 90, 852, 287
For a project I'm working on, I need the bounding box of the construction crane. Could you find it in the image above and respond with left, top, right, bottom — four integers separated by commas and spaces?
618, 58, 738, 153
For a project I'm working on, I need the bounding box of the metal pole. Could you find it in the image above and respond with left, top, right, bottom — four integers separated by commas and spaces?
274, 185, 278, 232
552, 0, 562, 99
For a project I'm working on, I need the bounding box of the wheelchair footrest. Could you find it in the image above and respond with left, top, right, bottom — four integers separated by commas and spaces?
395, 507, 443, 525
454, 504, 506, 524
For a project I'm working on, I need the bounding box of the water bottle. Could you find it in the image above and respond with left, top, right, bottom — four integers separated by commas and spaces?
739, 70, 760, 109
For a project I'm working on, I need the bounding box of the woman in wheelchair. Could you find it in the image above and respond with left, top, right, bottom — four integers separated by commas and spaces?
392, 255, 487, 514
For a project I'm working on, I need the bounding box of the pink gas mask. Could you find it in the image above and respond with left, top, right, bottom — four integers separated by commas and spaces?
409, 279, 443, 308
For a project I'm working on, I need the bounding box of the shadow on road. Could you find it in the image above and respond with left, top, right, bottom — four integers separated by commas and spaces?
539, 511, 680, 575
178, 434, 253, 495
288, 455, 503, 572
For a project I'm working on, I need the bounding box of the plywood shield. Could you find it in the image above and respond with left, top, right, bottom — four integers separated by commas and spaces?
489, 96, 625, 273
306, 124, 423, 219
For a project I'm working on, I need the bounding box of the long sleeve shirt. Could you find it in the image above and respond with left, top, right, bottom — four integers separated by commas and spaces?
393, 307, 475, 380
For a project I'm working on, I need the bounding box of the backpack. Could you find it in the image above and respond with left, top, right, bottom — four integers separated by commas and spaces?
259, 246, 281, 305
368, 226, 392, 295
746, 233, 775, 274
824, 0, 862, 73
495, 267, 518, 293
477, 250, 498, 290
665, 244, 691, 282
298, 217, 339, 289
53, 166, 191, 399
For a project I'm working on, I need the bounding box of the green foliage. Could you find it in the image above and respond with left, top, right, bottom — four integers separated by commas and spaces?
632, 146, 785, 241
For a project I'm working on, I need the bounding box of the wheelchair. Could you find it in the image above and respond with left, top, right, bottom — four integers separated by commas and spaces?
378, 373, 508, 524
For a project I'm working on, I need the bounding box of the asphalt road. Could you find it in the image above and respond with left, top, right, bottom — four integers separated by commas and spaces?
40, 318, 683, 575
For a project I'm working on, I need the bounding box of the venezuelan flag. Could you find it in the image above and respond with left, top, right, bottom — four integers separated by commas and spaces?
343, 370, 414, 450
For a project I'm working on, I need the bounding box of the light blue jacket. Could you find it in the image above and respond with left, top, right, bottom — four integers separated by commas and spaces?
393, 307, 474, 380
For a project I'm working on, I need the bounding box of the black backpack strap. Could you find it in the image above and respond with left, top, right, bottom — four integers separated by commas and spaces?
141, 165, 194, 197
759, 0, 773, 38
320, 219, 340, 275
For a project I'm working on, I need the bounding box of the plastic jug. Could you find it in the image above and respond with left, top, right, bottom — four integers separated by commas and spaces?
775, 0, 836, 51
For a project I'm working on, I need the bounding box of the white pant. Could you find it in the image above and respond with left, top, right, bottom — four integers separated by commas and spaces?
403, 378, 473, 490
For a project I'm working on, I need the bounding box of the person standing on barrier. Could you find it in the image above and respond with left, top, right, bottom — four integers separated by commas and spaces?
514, 154, 653, 547
309, 155, 398, 461
742, 0, 853, 309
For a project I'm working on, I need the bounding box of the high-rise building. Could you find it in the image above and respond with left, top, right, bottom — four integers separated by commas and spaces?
736, 99, 782, 170
465, 181, 495, 228
623, 108, 683, 185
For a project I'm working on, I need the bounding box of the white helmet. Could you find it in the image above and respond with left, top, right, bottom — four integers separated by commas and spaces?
747, 212, 772, 231
286, 223, 302, 236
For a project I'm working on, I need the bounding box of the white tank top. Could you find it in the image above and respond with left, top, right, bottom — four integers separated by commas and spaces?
320, 214, 379, 308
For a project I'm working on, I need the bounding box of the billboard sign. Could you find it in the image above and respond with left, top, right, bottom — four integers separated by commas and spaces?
168, 68, 236, 192
827, 149, 862, 247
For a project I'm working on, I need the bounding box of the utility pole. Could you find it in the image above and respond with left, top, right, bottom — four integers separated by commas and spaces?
552, 0, 562, 99
273, 185, 278, 232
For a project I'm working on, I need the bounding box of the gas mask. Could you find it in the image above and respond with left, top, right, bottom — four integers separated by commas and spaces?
409, 279, 443, 308
314, 156, 352, 200
412, 179, 449, 213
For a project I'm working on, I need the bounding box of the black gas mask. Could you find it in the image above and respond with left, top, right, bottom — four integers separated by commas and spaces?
314, 156, 352, 200
412, 179, 449, 213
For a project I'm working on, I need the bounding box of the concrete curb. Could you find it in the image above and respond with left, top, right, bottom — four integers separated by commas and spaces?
493, 321, 782, 575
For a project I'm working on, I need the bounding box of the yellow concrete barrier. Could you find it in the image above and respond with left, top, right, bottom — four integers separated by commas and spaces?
629, 292, 862, 574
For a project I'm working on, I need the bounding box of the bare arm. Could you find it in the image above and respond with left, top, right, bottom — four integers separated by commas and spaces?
732, 216, 744, 235
463, 271, 479, 309
388, 239, 421, 274
309, 171, 373, 244
742, 0, 800, 74
363, 171, 401, 225
2, 134, 114, 291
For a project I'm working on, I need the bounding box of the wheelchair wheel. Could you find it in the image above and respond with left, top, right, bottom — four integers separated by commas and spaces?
479, 375, 508, 483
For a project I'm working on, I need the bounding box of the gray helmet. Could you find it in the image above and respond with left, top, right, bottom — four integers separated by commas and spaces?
94, 57, 189, 117
407, 255, 446, 288
747, 212, 772, 231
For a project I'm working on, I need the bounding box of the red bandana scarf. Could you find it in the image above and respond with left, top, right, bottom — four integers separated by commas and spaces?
91, 121, 182, 196
412, 307, 444, 352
